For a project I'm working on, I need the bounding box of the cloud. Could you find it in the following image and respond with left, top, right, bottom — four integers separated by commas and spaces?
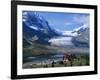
64, 22, 73, 26
72, 15, 90, 26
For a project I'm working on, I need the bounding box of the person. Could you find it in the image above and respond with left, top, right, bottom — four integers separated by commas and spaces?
51, 61, 55, 67
63, 54, 69, 62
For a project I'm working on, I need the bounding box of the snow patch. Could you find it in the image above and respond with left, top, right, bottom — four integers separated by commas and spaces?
31, 35, 39, 41
29, 26, 39, 30
62, 31, 78, 36
73, 24, 88, 32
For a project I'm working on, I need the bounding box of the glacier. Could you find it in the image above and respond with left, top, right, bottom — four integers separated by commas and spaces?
49, 24, 89, 48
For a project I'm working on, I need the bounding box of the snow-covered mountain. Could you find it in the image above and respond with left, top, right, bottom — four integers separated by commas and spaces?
49, 24, 89, 48
72, 24, 89, 42
23, 11, 89, 48
23, 11, 60, 47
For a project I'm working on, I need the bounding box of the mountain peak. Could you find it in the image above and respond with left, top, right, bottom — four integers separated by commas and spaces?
72, 24, 88, 32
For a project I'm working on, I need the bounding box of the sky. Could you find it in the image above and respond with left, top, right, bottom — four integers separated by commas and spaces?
24, 11, 90, 31
36, 11, 90, 31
